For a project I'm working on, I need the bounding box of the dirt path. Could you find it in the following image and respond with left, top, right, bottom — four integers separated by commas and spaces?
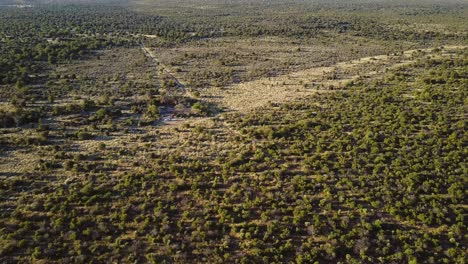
203, 45, 466, 113
5, 46, 464, 176
141, 44, 187, 93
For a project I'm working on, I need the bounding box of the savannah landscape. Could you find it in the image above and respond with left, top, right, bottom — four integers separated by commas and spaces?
0, 0, 467, 263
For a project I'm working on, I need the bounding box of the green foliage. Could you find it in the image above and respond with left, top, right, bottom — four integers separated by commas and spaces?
76, 131, 93, 140
145, 104, 160, 119
0, 1, 466, 263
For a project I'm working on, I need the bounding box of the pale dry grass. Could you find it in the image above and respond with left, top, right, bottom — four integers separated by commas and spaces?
150, 35, 391, 90
203, 45, 466, 112
0, 129, 42, 175
0, 150, 39, 175
1, 46, 465, 178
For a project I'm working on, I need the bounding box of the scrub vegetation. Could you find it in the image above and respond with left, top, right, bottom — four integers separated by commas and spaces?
0, 0, 466, 263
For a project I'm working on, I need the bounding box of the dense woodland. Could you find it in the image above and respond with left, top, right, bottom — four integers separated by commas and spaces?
0, 0, 467, 263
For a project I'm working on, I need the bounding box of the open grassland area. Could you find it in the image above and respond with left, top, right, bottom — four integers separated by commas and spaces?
1, 46, 466, 264
0, 0, 467, 263
150, 35, 392, 90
